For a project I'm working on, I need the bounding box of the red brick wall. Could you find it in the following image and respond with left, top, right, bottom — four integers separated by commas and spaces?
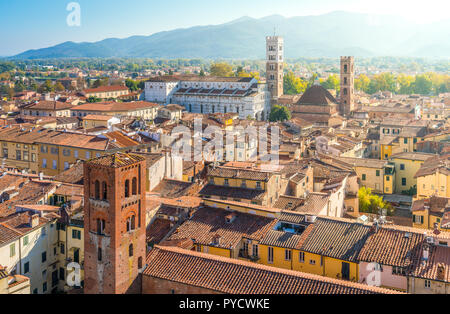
84, 158, 147, 294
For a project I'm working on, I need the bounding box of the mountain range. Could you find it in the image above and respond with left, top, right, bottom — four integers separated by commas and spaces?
13, 11, 450, 59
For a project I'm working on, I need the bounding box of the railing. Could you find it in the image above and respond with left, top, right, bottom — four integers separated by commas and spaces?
239, 249, 260, 262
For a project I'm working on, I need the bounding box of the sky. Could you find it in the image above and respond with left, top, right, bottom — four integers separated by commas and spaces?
0, 0, 449, 56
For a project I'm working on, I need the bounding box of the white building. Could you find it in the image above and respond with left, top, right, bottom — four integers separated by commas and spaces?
144, 75, 272, 121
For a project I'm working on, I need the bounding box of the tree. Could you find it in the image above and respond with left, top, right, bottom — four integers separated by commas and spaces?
38, 80, 54, 93
269, 105, 291, 122
358, 187, 394, 216
283, 72, 308, 95
210, 62, 234, 77
413, 74, 432, 95
14, 81, 25, 93
199, 69, 205, 77
320, 74, 340, 92
54, 82, 65, 92
125, 79, 139, 92
355, 74, 371, 93
87, 96, 102, 103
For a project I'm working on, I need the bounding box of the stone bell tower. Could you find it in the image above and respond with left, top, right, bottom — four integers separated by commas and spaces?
266, 36, 284, 104
340, 56, 355, 116
83, 153, 146, 294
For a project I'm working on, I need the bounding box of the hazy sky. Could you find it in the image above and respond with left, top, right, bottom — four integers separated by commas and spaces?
0, 0, 448, 56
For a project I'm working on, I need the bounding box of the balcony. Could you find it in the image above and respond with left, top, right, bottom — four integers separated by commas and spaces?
239, 249, 260, 262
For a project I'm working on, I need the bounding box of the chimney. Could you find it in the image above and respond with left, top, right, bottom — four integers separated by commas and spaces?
30, 214, 40, 228
39, 172, 44, 181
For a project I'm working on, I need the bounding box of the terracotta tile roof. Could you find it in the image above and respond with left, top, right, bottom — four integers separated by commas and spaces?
82, 114, 115, 121
208, 166, 271, 181
274, 196, 305, 211
411, 197, 450, 215
103, 131, 139, 147
53, 162, 84, 185
0, 181, 56, 218
152, 179, 195, 198
299, 218, 372, 262
390, 152, 436, 161
86, 152, 145, 168
167, 206, 276, 250
25, 100, 73, 111
0, 125, 53, 144
279, 211, 307, 225
143, 246, 399, 294
83, 85, 129, 94
296, 85, 338, 106
0, 223, 22, 245
358, 227, 424, 267
35, 130, 111, 150
414, 154, 450, 178
260, 230, 304, 249
200, 184, 266, 201
147, 218, 173, 245
410, 245, 450, 282
0, 211, 51, 234
72, 101, 158, 113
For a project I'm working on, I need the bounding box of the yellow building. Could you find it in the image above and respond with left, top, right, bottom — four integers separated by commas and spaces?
0, 267, 30, 294
71, 101, 159, 121
201, 165, 282, 207
390, 152, 435, 195
334, 157, 395, 194
411, 196, 449, 231
0, 126, 53, 174
415, 154, 450, 200
83, 85, 129, 99
82, 115, 120, 130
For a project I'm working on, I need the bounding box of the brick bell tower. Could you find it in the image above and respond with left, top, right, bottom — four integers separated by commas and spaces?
340, 56, 355, 116
266, 36, 284, 105
83, 153, 147, 294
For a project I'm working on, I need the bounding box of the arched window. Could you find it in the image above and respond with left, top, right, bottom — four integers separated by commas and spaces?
138, 257, 143, 269
129, 244, 133, 257
126, 218, 131, 232
97, 219, 105, 235
102, 182, 107, 200
94, 180, 100, 199
132, 178, 137, 196
131, 215, 136, 230
344, 65, 348, 73
98, 247, 102, 262
343, 88, 348, 96
124, 180, 130, 198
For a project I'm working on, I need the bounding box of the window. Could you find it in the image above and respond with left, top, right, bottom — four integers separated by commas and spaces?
256, 182, 262, 189
16, 150, 21, 161
42, 251, 47, 263
60, 243, 65, 254
102, 182, 107, 200
125, 180, 130, 198
376, 170, 380, 177
52, 160, 57, 170
138, 257, 143, 269
51, 147, 59, 155
132, 177, 138, 195
31, 153, 36, 162
392, 266, 406, 276
23, 235, 29, 246
224, 179, 229, 186
299, 252, 305, 263
310, 260, 316, 265
129, 244, 134, 257
413, 215, 424, 224
404, 138, 408, 144
74, 150, 79, 158
402, 178, 407, 186
285, 249, 292, 261
43, 282, 47, 293
59, 268, 65, 281
94, 180, 100, 199
24, 262, 29, 273
400, 164, 405, 171
268, 247, 274, 263
362, 174, 366, 181
252, 244, 259, 257
10, 243, 15, 257
41, 145, 48, 153
98, 247, 102, 262
2, 148, 8, 158
72, 229, 81, 240
64, 162, 69, 170
97, 219, 105, 235
386, 176, 390, 182
85, 151, 91, 159
425, 280, 431, 289
63, 149, 71, 157
23, 151, 29, 161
